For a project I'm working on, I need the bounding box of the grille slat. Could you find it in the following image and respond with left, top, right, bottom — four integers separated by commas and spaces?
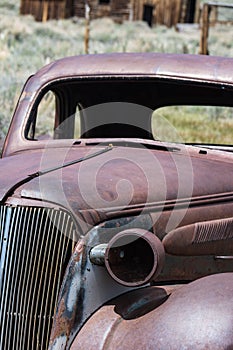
33, 208, 56, 348
15, 207, 34, 350
21, 208, 38, 350
31, 209, 52, 350
26, 208, 45, 350
0, 206, 6, 260
0, 207, 15, 350
45, 212, 64, 328
4, 208, 22, 350
13, 207, 26, 350
37, 209, 61, 350
0, 205, 76, 350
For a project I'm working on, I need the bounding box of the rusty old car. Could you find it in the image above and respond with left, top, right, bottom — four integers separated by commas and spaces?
1, 52, 233, 350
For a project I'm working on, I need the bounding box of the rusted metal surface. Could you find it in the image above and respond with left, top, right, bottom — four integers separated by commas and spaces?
2, 53, 233, 157
49, 238, 86, 349
49, 220, 147, 349
1, 144, 233, 226
69, 286, 174, 350
163, 217, 233, 256
70, 273, 233, 350
1, 53, 233, 349
48, 214, 233, 348
104, 229, 165, 287
1, 141, 233, 239
155, 254, 233, 281
12, 52, 233, 85
88, 228, 165, 287
48, 218, 233, 348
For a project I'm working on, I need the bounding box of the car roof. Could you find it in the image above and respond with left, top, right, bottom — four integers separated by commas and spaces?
31, 53, 233, 87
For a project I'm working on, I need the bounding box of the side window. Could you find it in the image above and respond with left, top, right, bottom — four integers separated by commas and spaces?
53, 105, 81, 140
74, 107, 81, 139
152, 105, 233, 145
26, 90, 81, 141
36, 91, 55, 140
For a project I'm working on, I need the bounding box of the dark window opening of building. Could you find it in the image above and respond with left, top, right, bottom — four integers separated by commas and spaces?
143, 4, 154, 27
99, 0, 110, 4
186, 0, 196, 23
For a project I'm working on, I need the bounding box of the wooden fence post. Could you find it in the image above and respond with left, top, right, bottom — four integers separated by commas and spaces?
84, 2, 90, 54
173, 0, 182, 27
42, 0, 49, 22
212, 5, 217, 26
199, 3, 210, 55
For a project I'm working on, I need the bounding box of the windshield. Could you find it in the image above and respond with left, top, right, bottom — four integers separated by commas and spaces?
152, 105, 233, 145
25, 78, 233, 146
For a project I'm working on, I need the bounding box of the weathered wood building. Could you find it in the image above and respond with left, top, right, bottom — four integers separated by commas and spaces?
20, 0, 201, 27
132, 0, 200, 27
20, 0, 67, 21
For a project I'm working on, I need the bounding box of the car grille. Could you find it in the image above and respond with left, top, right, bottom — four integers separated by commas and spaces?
0, 205, 77, 350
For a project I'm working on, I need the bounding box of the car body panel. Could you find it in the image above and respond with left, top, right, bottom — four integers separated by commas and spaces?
1, 144, 233, 229
2, 52, 233, 157
70, 273, 233, 350
1, 53, 233, 350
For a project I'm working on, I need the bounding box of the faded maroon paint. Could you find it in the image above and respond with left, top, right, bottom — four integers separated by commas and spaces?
70, 273, 233, 350
1, 53, 233, 350
2, 53, 233, 157
1, 142, 233, 233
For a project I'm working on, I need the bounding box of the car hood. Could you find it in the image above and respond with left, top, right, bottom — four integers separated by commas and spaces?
1, 144, 233, 231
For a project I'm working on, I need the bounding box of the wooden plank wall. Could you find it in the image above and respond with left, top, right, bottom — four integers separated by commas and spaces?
132, 0, 157, 23
179, 0, 201, 23
73, 0, 85, 18
20, 0, 198, 26
73, 0, 131, 21
111, 0, 131, 22
133, 0, 183, 27
155, 0, 182, 26
20, 0, 66, 21
73, 0, 111, 19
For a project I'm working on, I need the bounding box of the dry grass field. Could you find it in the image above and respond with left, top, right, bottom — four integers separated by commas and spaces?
0, 0, 233, 144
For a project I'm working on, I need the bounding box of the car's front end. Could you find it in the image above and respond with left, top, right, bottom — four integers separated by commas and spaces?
1, 53, 233, 349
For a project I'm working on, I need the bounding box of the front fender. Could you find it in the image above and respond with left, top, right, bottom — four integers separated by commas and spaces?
71, 273, 233, 350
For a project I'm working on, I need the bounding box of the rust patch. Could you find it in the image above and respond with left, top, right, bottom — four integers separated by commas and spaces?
73, 237, 85, 262
50, 298, 71, 343
49, 238, 86, 347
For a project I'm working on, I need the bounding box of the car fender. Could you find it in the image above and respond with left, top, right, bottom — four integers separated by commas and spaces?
70, 273, 233, 350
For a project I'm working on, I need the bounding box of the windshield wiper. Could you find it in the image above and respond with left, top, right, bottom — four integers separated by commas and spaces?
2, 145, 113, 202
29, 145, 113, 178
